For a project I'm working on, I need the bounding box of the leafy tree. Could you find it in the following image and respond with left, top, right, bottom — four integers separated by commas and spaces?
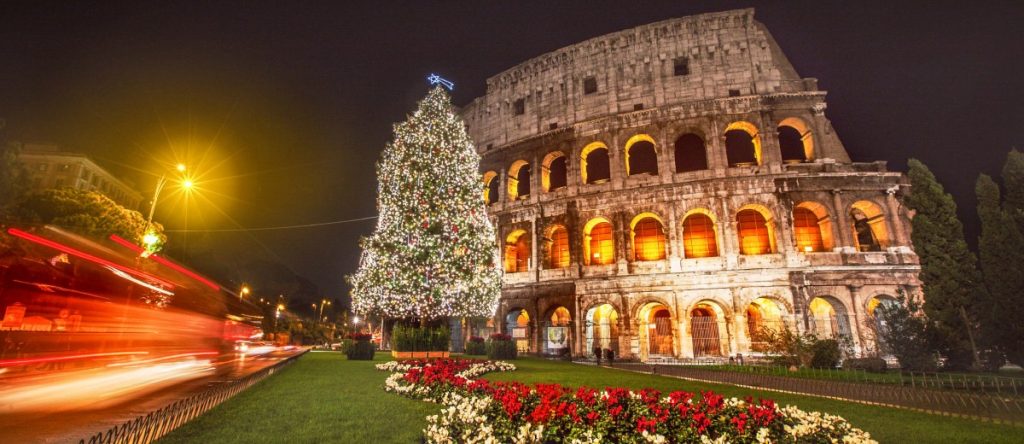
976, 170, 1024, 368
0, 135, 29, 217
1000, 149, 1024, 231
348, 87, 501, 322
873, 291, 938, 371
904, 159, 983, 370
13, 188, 166, 250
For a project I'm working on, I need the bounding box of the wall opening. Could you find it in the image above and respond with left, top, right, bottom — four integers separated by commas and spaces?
581, 143, 611, 184
736, 209, 773, 255
625, 134, 658, 176
631, 215, 666, 261
504, 229, 531, 273
674, 133, 708, 173
584, 218, 615, 265
682, 212, 718, 258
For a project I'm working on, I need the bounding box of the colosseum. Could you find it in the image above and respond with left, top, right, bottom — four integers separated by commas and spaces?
460, 8, 920, 362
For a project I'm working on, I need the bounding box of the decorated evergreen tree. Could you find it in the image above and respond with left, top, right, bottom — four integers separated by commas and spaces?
348, 86, 501, 321
977, 170, 1024, 368
904, 159, 983, 370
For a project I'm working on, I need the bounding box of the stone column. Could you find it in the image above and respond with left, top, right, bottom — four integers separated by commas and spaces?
847, 284, 865, 356
832, 190, 855, 252
885, 187, 908, 247
668, 204, 683, 272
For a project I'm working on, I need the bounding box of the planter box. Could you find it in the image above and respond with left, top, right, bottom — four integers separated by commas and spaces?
391, 350, 451, 359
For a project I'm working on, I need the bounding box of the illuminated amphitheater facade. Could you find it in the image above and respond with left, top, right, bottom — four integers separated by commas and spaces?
460, 9, 920, 362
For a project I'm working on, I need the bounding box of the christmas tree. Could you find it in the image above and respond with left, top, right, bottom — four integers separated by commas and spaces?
349, 86, 501, 321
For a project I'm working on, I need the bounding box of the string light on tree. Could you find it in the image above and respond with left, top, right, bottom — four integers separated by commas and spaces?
348, 85, 501, 321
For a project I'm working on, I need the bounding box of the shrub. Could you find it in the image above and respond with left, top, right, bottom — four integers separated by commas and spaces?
844, 357, 888, 373
465, 336, 486, 355
346, 338, 375, 360
339, 338, 354, 354
810, 339, 842, 368
872, 293, 939, 372
393, 325, 451, 352
487, 336, 517, 360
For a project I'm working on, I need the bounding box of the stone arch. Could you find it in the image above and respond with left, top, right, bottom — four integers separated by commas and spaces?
681, 209, 720, 258
635, 299, 676, 358
541, 151, 568, 192
507, 160, 531, 201
735, 204, 777, 255
674, 132, 708, 173
629, 212, 667, 261
808, 296, 851, 339
503, 229, 530, 273
583, 217, 615, 265
584, 303, 620, 357
746, 296, 789, 352
866, 294, 900, 355
793, 201, 834, 252
688, 299, 730, 357
543, 223, 570, 269
482, 171, 499, 205
778, 117, 815, 162
624, 134, 659, 176
504, 307, 533, 353
850, 200, 890, 251
542, 305, 573, 355
580, 142, 611, 184
724, 121, 762, 167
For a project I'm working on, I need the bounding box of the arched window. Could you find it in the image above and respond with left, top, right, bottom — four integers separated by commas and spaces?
737, 209, 772, 255
550, 306, 571, 326
482, 171, 499, 205
547, 225, 570, 269
507, 160, 531, 201
585, 219, 614, 265
674, 133, 707, 173
778, 117, 814, 161
682, 213, 718, 258
581, 142, 610, 184
625, 135, 658, 176
850, 201, 888, 252
504, 230, 530, 272
542, 151, 568, 192
725, 122, 761, 167
792, 207, 824, 252
631, 216, 666, 261
778, 125, 807, 163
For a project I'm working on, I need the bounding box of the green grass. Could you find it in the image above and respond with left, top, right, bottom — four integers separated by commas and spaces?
160, 353, 1022, 443
159, 352, 437, 444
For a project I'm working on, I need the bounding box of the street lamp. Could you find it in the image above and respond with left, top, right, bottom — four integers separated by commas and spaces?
240, 285, 251, 301
142, 163, 190, 255
316, 299, 331, 325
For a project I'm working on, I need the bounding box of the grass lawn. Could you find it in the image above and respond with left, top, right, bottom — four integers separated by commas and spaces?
160, 352, 1021, 443
677, 364, 1024, 390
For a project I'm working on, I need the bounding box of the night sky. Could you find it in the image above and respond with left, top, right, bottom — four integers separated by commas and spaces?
2, 1, 1022, 304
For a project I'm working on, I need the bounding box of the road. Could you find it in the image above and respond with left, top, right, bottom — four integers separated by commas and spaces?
0, 348, 305, 443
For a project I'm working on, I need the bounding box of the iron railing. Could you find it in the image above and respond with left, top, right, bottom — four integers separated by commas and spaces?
78, 350, 306, 444
611, 362, 1024, 424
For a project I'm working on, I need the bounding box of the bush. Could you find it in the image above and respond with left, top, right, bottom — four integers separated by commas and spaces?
392, 325, 450, 352
339, 339, 354, 354
487, 337, 517, 360
465, 336, 486, 355
843, 357, 887, 373
346, 339, 375, 360
810, 339, 842, 368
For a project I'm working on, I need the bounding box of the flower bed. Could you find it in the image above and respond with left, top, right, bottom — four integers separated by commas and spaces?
377, 359, 876, 443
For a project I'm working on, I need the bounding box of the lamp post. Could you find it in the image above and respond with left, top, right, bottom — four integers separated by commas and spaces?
142, 163, 190, 254
317, 299, 331, 325
240, 285, 251, 301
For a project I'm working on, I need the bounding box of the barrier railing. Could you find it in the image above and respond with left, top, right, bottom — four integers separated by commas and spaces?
78, 350, 307, 444
610, 362, 1024, 424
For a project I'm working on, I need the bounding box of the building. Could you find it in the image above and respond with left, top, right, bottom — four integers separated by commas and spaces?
461, 9, 920, 362
15, 143, 143, 210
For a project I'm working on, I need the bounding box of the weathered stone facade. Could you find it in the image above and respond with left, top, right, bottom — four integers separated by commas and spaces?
461, 9, 920, 361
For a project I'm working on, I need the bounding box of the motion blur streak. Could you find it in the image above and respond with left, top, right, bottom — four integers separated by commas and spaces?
0, 358, 215, 412
1, 226, 265, 420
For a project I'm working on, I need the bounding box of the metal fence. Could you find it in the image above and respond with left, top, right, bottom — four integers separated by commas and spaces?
78, 350, 307, 444
613, 362, 1024, 424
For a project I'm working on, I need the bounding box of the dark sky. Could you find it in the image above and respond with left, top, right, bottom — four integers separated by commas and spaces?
2, 0, 1022, 302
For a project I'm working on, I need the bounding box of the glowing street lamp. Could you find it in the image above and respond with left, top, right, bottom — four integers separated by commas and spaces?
142, 163, 190, 255
240, 285, 251, 301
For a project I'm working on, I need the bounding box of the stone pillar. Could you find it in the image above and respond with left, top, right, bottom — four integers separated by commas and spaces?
668, 204, 683, 272
832, 190, 855, 252
847, 284, 865, 356
758, 111, 783, 168
530, 217, 539, 279
885, 187, 909, 246
616, 211, 630, 274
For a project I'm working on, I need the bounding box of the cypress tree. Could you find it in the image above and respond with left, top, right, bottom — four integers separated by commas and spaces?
1001, 149, 1024, 231
978, 169, 1024, 367
904, 159, 983, 370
